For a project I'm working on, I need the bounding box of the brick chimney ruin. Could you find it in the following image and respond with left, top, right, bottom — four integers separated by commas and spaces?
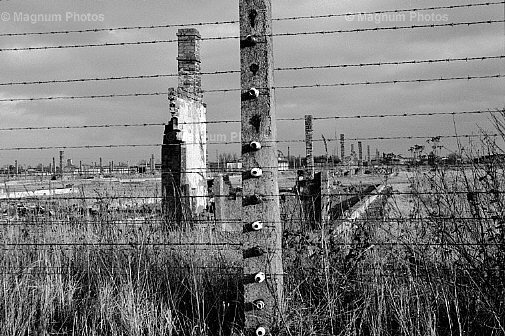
162, 28, 207, 222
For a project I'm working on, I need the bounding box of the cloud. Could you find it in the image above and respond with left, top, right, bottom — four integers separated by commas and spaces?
0, 0, 503, 165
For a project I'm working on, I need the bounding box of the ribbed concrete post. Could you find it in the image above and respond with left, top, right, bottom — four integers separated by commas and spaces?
240, 0, 284, 333
320, 170, 331, 226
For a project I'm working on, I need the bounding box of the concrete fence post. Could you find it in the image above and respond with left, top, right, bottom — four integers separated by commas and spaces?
240, 0, 284, 333
320, 170, 331, 226
305, 115, 314, 178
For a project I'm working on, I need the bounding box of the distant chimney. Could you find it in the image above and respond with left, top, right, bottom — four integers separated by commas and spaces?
59, 151, 64, 177
358, 141, 363, 164
177, 28, 202, 102
340, 134, 345, 161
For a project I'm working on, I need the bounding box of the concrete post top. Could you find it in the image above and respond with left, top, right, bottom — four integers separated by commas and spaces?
177, 28, 201, 38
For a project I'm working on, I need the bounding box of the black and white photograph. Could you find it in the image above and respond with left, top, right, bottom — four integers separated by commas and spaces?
0, 1, 504, 335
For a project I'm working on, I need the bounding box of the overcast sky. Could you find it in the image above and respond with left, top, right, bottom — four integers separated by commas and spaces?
0, 0, 504, 166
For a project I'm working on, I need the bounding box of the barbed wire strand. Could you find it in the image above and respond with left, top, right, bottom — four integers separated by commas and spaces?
0, 162, 498, 178
0, 217, 504, 226
1, 55, 503, 87
0, 109, 502, 132
0, 132, 497, 150
2, 189, 505, 200
0, 74, 502, 103
0, 20, 503, 52
0, 2, 502, 38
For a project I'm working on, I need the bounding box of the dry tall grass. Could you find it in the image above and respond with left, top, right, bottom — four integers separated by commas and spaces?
2, 115, 505, 335
0, 181, 241, 336
281, 113, 505, 335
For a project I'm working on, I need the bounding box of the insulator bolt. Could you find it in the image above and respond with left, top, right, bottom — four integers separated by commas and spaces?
254, 299, 265, 310
251, 221, 263, 231
255, 326, 267, 336
250, 141, 262, 150
251, 168, 263, 177
254, 272, 266, 283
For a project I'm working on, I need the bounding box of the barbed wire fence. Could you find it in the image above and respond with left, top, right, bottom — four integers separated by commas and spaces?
0, 0, 505, 335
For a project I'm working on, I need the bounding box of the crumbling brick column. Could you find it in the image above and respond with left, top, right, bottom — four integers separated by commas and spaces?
177, 28, 202, 102
162, 28, 206, 224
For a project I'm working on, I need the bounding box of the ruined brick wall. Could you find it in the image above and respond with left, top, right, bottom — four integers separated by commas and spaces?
171, 95, 207, 213
162, 28, 207, 219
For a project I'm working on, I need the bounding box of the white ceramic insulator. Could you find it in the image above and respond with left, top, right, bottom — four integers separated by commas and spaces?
249, 88, 260, 98
250, 141, 262, 150
254, 272, 266, 283
251, 168, 263, 177
251, 221, 263, 231
255, 327, 267, 336
254, 300, 265, 310
245, 35, 257, 43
